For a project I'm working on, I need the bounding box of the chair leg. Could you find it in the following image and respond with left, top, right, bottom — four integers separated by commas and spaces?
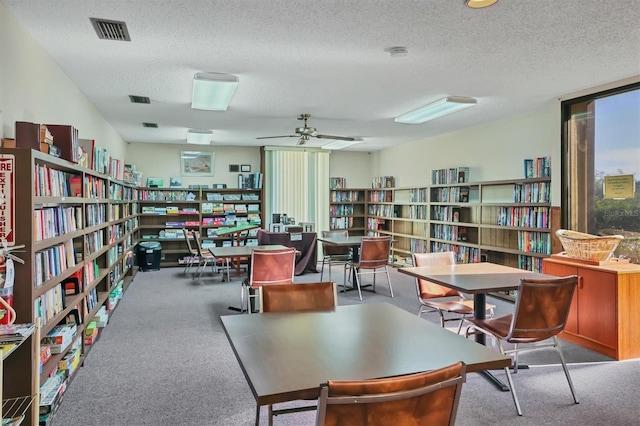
255, 403, 260, 426
354, 268, 363, 301
554, 336, 579, 404
320, 259, 326, 281
498, 341, 523, 416
268, 404, 274, 426
384, 266, 394, 297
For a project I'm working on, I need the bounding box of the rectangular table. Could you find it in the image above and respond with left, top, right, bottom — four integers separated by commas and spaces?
221, 302, 510, 409
398, 262, 553, 390
317, 236, 365, 291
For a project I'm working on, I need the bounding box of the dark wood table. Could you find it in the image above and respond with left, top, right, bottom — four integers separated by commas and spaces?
317, 236, 364, 291
398, 262, 553, 390
221, 302, 510, 410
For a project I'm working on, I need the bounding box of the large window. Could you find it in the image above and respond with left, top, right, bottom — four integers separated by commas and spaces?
562, 83, 640, 262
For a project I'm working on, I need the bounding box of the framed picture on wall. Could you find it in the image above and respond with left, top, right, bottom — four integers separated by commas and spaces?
181, 151, 215, 176
241, 164, 251, 172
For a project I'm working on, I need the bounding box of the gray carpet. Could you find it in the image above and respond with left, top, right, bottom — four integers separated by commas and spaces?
51, 265, 640, 426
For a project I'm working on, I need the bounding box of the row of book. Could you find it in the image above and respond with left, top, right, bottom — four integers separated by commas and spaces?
34, 241, 76, 287
330, 190, 362, 202
34, 206, 83, 242
330, 177, 346, 189
369, 190, 393, 203
85, 230, 104, 254
201, 203, 260, 214
431, 243, 481, 264
109, 182, 137, 201
330, 204, 356, 216
239, 172, 263, 190
407, 205, 428, 220
34, 283, 66, 327
432, 224, 470, 242
85, 204, 106, 227
514, 181, 551, 203
34, 164, 78, 197
517, 231, 552, 254
140, 206, 199, 215
431, 167, 470, 185
431, 206, 466, 222
372, 176, 395, 188
496, 206, 550, 228
410, 238, 429, 253
368, 204, 394, 217
138, 190, 196, 201
431, 186, 470, 203
524, 156, 551, 179
330, 217, 355, 230
84, 175, 108, 199
409, 188, 428, 202
367, 217, 388, 232
518, 255, 544, 272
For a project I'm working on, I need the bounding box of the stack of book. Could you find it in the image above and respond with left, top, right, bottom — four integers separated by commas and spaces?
0, 322, 35, 346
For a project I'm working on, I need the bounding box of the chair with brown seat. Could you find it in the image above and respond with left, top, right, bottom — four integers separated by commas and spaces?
344, 236, 394, 301
257, 282, 338, 425
464, 275, 579, 416
241, 247, 296, 314
193, 231, 230, 280
412, 251, 494, 333
316, 361, 466, 426
320, 230, 352, 284
182, 229, 199, 277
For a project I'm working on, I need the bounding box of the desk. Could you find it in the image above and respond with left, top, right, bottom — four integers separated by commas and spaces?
257, 230, 318, 275
221, 302, 510, 409
317, 236, 363, 289
398, 262, 552, 390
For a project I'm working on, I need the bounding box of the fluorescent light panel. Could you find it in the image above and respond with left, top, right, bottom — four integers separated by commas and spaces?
394, 96, 477, 124
466, 0, 499, 9
191, 72, 239, 111
187, 129, 213, 145
321, 140, 363, 150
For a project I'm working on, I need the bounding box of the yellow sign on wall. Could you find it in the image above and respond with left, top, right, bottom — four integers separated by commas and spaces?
603, 174, 636, 199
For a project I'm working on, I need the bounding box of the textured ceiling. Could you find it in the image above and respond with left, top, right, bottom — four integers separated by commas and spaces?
3, 0, 640, 151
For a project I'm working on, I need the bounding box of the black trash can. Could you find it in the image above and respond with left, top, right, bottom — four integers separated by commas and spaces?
137, 242, 162, 271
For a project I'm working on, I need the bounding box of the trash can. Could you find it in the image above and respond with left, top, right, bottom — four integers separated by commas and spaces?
137, 242, 162, 271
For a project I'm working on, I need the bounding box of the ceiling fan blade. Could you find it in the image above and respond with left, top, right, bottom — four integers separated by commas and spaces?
256, 135, 298, 140
315, 134, 356, 141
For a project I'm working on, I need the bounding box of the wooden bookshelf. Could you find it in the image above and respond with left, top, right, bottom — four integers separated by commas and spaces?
329, 188, 367, 236
137, 187, 264, 267
0, 148, 138, 425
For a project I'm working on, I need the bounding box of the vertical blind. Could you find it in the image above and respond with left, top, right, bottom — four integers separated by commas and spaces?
264, 147, 330, 233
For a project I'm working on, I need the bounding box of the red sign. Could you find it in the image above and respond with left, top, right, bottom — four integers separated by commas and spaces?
0, 155, 15, 246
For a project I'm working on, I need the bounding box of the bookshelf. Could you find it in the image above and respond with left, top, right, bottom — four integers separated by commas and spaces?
329, 188, 367, 236
137, 187, 264, 267
0, 148, 139, 425
340, 175, 557, 274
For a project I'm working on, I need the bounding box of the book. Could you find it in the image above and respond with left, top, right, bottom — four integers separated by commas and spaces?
0, 322, 35, 345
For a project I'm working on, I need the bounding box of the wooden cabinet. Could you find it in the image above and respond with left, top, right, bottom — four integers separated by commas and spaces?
543, 256, 640, 360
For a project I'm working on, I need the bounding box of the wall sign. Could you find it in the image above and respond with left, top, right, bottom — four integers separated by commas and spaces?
0, 155, 15, 246
604, 174, 635, 199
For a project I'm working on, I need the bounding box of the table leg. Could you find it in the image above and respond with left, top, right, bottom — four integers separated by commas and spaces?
474, 293, 509, 392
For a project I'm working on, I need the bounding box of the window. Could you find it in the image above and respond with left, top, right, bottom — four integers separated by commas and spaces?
562, 83, 640, 262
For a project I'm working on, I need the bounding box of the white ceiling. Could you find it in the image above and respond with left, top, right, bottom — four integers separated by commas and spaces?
3, 0, 640, 151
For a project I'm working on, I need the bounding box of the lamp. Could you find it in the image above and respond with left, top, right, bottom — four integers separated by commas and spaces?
465, 0, 499, 8
394, 96, 477, 124
321, 140, 363, 150
191, 72, 239, 110
186, 129, 213, 145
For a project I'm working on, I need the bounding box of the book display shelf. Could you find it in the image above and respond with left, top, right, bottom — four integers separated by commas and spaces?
0, 148, 139, 426
329, 188, 367, 236
137, 187, 264, 266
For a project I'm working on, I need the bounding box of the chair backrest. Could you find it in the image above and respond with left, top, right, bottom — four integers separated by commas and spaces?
249, 247, 296, 289
412, 252, 461, 299
507, 275, 579, 343
358, 236, 391, 269
259, 282, 338, 313
316, 361, 466, 426
183, 228, 195, 252
321, 230, 350, 256
192, 231, 205, 257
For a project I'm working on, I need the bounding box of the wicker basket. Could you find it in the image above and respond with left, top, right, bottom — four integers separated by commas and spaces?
556, 229, 624, 262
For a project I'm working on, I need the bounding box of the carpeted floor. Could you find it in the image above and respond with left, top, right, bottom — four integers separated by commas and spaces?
51, 265, 640, 425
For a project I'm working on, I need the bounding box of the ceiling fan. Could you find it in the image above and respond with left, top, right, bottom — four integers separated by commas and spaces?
256, 114, 356, 145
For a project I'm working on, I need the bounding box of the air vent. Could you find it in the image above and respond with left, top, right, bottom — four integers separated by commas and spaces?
90, 18, 131, 41
129, 95, 150, 104
142, 123, 158, 128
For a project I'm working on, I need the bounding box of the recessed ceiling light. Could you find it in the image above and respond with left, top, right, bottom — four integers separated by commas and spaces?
191, 72, 239, 111
395, 96, 477, 124
187, 129, 213, 145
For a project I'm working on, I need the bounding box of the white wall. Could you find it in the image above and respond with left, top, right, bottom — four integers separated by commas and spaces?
0, 3, 126, 160
370, 101, 562, 204
126, 143, 261, 188
328, 150, 371, 188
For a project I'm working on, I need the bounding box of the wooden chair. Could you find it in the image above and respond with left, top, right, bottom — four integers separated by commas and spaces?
464, 275, 579, 416
316, 361, 466, 426
259, 282, 338, 313
182, 229, 198, 276
344, 236, 394, 301
257, 282, 338, 425
320, 230, 352, 284
241, 247, 296, 314
412, 251, 494, 333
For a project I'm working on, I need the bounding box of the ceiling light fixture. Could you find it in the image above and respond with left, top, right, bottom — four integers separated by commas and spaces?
186, 129, 213, 145
394, 96, 477, 124
191, 72, 239, 111
465, 0, 499, 9
321, 140, 363, 150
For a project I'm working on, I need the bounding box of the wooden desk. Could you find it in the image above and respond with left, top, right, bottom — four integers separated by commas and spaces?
398, 262, 553, 390
221, 302, 510, 408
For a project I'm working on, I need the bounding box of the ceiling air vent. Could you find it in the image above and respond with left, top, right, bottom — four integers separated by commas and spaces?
142, 123, 158, 128
90, 18, 131, 41
129, 95, 150, 104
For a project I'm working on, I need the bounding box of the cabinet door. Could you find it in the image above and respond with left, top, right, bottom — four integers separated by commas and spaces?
577, 267, 617, 349
543, 261, 579, 334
